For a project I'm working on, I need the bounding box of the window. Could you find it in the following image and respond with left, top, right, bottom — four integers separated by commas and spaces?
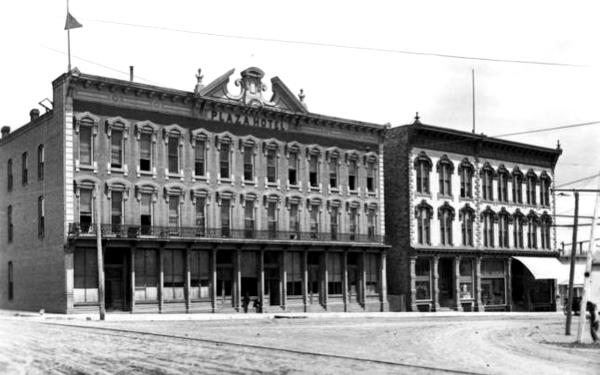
348, 159, 358, 191
309, 154, 319, 187
163, 250, 185, 301
111, 191, 123, 232
80, 189, 93, 233
349, 206, 358, 241
37, 145, 44, 181
267, 201, 277, 238
481, 164, 494, 201
438, 204, 453, 246
22, 152, 28, 185
79, 126, 93, 166
460, 206, 474, 247
288, 152, 298, 185
330, 206, 339, 240
38, 196, 44, 239
216, 251, 233, 298
244, 200, 255, 238
111, 130, 124, 169
459, 259, 474, 300
135, 249, 158, 301
437, 156, 453, 196
526, 171, 537, 205
168, 196, 180, 228
540, 174, 551, 207
366, 161, 376, 192
74, 248, 99, 303
497, 167, 509, 203
266, 148, 277, 183
481, 260, 506, 306
220, 143, 230, 179
498, 212, 509, 248
307, 252, 321, 300
327, 253, 342, 295
195, 197, 206, 237
139, 132, 153, 172
415, 258, 431, 300
513, 212, 524, 249
285, 252, 303, 296
482, 209, 495, 248
365, 253, 380, 295
221, 198, 231, 237
243, 145, 254, 181
190, 250, 210, 299
140, 193, 153, 235
540, 214, 552, 250
310, 204, 320, 238
7, 205, 13, 243
7, 159, 12, 191
527, 213, 538, 249
415, 201, 432, 245
459, 159, 473, 198
194, 140, 206, 177
367, 208, 376, 240
167, 136, 180, 174
414, 152, 431, 194
289, 202, 300, 237
8, 261, 14, 301
512, 169, 523, 204
329, 156, 338, 189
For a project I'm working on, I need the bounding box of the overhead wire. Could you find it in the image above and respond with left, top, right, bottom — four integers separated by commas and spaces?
554, 173, 600, 188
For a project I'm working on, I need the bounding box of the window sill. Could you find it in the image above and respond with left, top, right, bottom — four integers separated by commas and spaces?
79, 164, 95, 171
415, 192, 432, 199
437, 193, 453, 200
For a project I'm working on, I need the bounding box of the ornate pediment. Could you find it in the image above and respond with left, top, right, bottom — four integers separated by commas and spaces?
197, 67, 308, 113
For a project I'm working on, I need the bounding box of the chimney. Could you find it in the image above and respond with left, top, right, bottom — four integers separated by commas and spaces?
130, 66, 134, 82
30, 108, 40, 122
1, 126, 10, 138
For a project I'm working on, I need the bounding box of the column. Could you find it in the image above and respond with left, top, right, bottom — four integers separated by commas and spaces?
323, 251, 329, 309
342, 250, 349, 312
211, 247, 217, 313
130, 245, 136, 313
433, 255, 440, 311
158, 246, 164, 313
454, 256, 463, 312
302, 249, 308, 312
410, 256, 417, 311
361, 251, 367, 307
506, 257, 512, 312
185, 245, 191, 313
259, 248, 265, 313
380, 250, 388, 312
475, 256, 483, 311
235, 248, 242, 312
281, 249, 287, 310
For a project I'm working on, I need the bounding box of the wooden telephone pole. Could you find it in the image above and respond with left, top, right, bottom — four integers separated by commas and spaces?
96, 184, 106, 320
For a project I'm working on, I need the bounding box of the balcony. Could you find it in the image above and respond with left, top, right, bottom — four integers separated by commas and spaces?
67, 223, 385, 244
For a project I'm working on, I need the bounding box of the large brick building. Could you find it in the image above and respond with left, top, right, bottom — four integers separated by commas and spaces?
0, 67, 389, 314
384, 115, 562, 312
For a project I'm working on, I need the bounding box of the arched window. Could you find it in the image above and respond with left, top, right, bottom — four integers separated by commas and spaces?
415, 200, 432, 245
458, 158, 474, 199
460, 205, 475, 247
526, 170, 538, 205
527, 211, 539, 249
540, 172, 552, 207
481, 163, 495, 201
498, 209, 510, 248
513, 210, 525, 249
414, 152, 432, 194
437, 155, 454, 197
540, 213, 552, 250
497, 165, 509, 203
438, 202, 455, 246
512, 167, 524, 204
481, 207, 496, 248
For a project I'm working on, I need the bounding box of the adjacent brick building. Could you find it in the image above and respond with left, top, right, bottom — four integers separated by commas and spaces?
384, 115, 562, 312
0, 67, 389, 313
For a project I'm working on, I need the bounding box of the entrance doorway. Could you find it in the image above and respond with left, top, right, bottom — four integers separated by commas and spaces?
438, 258, 454, 307
104, 249, 129, 311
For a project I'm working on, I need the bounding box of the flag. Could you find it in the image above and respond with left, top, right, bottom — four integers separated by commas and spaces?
64, 12, 82, 30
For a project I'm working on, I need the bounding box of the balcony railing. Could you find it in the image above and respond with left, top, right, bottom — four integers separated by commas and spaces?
67, 223, 384, 244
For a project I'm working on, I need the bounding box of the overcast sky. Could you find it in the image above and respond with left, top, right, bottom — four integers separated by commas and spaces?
1, 0, 598, 247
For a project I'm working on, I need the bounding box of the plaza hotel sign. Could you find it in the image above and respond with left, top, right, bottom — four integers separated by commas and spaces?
203, 107, 290, 131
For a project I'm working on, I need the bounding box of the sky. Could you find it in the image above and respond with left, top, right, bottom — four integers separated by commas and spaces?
1, 0, 599, 248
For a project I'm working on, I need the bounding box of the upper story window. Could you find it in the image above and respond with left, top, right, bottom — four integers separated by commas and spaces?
243, 144, 254, 182
526, 211, 538, 249
80, 125, 93, 165
348, 203, 359, 240
140, 192, 153, 234
497, 166, 509, 203
163, 126, 185, 177
140, 132, 153, 172
540, 172, 551, 207
498, 209, 510, 248
308, 150, 320, 188
288, 197, 301, 235
217, 136, 233, 180
526, 170, 538, 205
481, 163, 495, 201
288, 149, 299, 186
265, 142, 278, 184
217, 192, 234, 237
348, 159, 358, 191
191, 131, 209, 179
540, 213, 552, 250
266, 198, 278, 238
192, 190, 209, 237
513, 210, 524, 249
106, 117, 130, 172
437, 155, 454, 197
415, 200, 432, 245
366, 155, 377, 193
168, 195, 180, 228
78, 187, 94, 232
21, 152, 28, 185
38, 196, 45, 239
512, 168, 523, 204
438, 203, 454, 246
135, 122, 158, 176
7, 159, 12, 191
165, 185, 184, 231
328, 152, 339, 189
7, 205, 13, 243
481, 207, 496, 248
308, 199, 321, 238
37, 145, 44, 181
458, 158, 474, 199
330, 204, 339, 240
414, 151, 432, 194
243, 198, 256, 238
460, 205, 474, 247
367, 206, 377, 240
167, 135, 180, 175
110, 191, 124, 232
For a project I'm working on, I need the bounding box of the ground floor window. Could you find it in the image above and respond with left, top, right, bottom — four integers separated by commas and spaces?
74, 248, 98, 304
307, 252, 321, 302
163, 249, 185, 301
481, 259, 506, 305
365, 253, 380, 295
415, 258, 431, 301
190, 250, 210, 299
216, 251, 233, 299
459, 258, 474, 300
135, 249, 158, 302
285, 252, 303, 297
327, 253, 342, 295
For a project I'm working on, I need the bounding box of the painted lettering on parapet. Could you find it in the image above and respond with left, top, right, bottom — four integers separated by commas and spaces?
204, 108, 289, 131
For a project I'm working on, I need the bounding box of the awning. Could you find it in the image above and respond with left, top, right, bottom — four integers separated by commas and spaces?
513, 256, 585, 285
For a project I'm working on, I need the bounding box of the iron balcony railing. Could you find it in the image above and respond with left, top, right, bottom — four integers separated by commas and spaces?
68, 223, 384, 244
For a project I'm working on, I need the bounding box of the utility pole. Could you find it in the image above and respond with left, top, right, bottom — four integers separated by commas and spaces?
565, 191, 579, 335
96, 184, 106, 320
576, 174, 600, 342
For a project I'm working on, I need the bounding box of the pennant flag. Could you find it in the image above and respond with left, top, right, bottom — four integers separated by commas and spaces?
64, 12, 83, 30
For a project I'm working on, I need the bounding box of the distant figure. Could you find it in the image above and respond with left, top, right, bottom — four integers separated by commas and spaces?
587, 301, 599, 343
253, 298, 262, 313
242, 293, 250, 313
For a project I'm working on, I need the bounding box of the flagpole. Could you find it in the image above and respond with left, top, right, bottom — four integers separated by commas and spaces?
67, 0, 71, 72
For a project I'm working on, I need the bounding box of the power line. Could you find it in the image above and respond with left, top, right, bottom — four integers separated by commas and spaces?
554, 173, 600, 189
86, 19, 587, 68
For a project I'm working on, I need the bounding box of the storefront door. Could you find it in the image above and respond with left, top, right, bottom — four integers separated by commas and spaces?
438, 258, 454, 307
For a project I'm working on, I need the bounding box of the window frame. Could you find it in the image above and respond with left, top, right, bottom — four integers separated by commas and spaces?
21, 151, 28, 186
37, 144, 44, 181
38, 196, 45, 239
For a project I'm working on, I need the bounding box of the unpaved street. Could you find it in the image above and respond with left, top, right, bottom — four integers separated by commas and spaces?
0, 313, 598, 374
